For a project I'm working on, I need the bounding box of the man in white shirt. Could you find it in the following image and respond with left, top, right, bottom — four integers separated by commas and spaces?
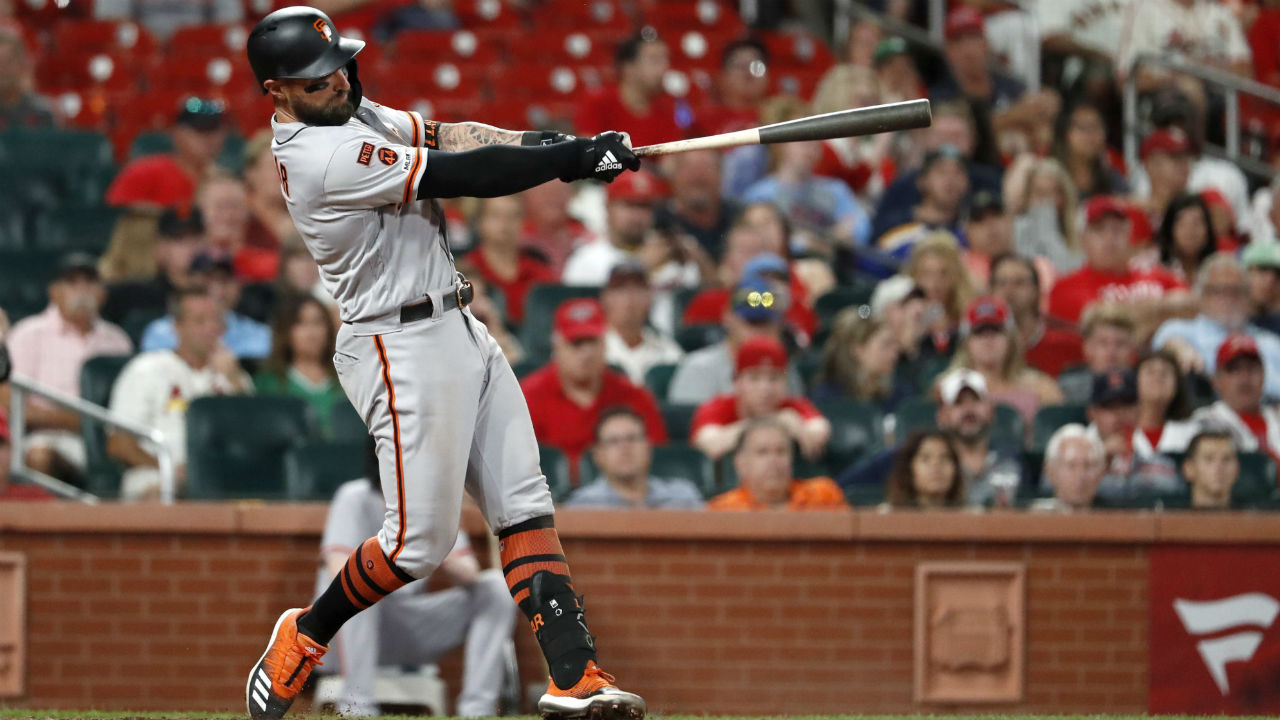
1116, 0, 1252, 79
107, 288, 250, 500
4, 253, 132, 479
601, 261, 683, 386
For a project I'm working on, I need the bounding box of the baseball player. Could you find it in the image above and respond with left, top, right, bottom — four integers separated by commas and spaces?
242, 7, 644, 720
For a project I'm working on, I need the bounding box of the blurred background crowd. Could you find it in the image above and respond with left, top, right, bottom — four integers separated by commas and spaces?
3, 0, 1280, 514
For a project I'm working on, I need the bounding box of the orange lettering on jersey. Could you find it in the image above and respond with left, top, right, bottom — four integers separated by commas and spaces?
378, 147, 399, 166
274, 156, 290, 198
357, 142, 374, 166
530, 613, 545, 632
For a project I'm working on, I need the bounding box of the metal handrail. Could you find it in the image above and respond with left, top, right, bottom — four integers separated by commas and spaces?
1125, 52, 1280, 182
8, 374, 177, 504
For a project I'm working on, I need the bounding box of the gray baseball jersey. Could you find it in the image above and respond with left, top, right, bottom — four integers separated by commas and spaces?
270, 98, 453, 325
270, 97, 554, 580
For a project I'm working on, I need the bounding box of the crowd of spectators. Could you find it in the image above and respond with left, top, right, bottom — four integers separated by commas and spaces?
3, 0, 1280, 513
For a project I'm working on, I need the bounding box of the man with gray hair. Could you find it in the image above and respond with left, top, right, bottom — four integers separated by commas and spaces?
1152, 252, 1280, 398
1031, 423, 1106, 512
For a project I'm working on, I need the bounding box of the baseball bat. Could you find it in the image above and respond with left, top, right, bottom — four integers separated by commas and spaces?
632, 98, 932, 157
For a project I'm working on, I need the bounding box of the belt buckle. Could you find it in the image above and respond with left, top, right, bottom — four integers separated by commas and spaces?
456, 281, 474, 308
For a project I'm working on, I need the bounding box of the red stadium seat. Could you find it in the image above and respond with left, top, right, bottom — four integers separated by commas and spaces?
454, 0, 525, 31
168, 24, 253, 61
507, 28, 613, 67
759, 29, 835, 71
395, 30, 502, 66
52, 19, 157, 56
149, 57, 256, 100
38, 51, 151, 94
643, 0, 743, 34
528, 0, 630, 32
390, 60, 492, 102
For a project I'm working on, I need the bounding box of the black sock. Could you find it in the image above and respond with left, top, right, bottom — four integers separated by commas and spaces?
296, 537, 415, 645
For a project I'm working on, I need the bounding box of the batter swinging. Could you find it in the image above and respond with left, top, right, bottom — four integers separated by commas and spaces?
243, 7, 644, 720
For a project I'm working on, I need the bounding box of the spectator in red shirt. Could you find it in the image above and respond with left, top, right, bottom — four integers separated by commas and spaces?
682, 223, 819, 344
698, 37, 770, 136
691, 335, 830, 462
105, 97, 229, 211
572, 30, 694, 146
989, 254, 1082, 378
465, 196, 556, 326
520, 299, 667, 475
1047, 196, 1187, 326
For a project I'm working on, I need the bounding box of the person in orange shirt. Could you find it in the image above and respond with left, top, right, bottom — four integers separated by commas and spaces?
707, 417, 847, 511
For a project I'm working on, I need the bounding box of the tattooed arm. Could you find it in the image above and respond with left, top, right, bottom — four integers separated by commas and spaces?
435, 122, 524, 152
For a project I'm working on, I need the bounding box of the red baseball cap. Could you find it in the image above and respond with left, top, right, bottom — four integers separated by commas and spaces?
1084, 195, 1132, 226
554, 298, 606, 341
1217, 333, 1261, 369
606, 168, 668, 204
735, 335, 788, 375
1139, 128, 1192, 162
945, 6, 985, 40
962, 295, 1010, 335
1200, 187, 1234, 222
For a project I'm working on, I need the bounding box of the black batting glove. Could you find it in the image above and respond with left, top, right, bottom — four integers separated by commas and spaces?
560, 131, 641, 183
521, 130, 574, 146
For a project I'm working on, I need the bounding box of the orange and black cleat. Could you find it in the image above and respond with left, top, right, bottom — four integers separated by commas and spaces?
246, 607, 328, 719
537, 660, 646, 720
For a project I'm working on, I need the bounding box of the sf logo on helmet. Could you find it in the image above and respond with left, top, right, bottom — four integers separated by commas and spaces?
313, 18, 333, 42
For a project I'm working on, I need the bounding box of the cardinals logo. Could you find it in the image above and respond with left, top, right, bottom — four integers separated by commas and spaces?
313, 18, 333, 42
1174, 593, 1280, 694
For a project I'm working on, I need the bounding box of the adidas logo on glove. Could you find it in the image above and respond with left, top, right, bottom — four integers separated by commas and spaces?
596, 150, 623, 173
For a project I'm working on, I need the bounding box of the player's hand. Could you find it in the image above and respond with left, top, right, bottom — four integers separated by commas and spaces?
561, 131, 640, 183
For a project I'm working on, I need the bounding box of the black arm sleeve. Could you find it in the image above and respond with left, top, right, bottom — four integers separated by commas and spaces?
416, 141, 582, 200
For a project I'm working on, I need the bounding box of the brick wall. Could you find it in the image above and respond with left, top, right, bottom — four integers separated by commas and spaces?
1, 505, 1276, 714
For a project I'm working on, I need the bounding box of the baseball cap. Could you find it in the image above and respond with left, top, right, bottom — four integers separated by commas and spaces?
1244, 242, 1280, 270
157, 206, 205, 238
175, 96, 227, 132
961, 295, 1010, 336
968, 190, 1004, 220
188, 252, 234, 276
735, 335, 788, 375
554, 297, 606, 341
56, 252, 99, 282
1217, 333, 1261, 370
605, 260, 648, 289
1084, 195, 1132, 226
606, 168, 667, 204
1139, 127, 1192, 162
1090, 370, 1138, 406
741, 253, 788, 284
1200, 188, 1234, 222
731, 278, 782, 323
938, 368, 987, 405
944, 6, 985, 40
869, 275, 924, 317
920, 144, 965, 174
872, 36, 909, 67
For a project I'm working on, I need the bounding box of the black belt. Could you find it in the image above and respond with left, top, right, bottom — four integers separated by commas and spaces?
400, 281, 474, 324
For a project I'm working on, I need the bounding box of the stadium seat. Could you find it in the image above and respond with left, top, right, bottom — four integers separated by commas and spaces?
519, 285, 600, 361
33, 206, 121, 253
674, 323, 725, 353
814, 281, 878, 325
185, 396, 312, 499
815, 399, 884, 474
284, 441, 366, 501
0, 250, 62, 321
1234, 452, 1279, 508
0, 128, 116, 209
539, 445, 572, 502
329, 401, 369, 444
659, 402, 697, 443
0, 198, 24, 251
643, 364, 678, 399
119, 307, 165, 349
1032, 404, 1088, 451
652, 444, 716, 499
79, 354, 133, 497
844, 484, 885, 507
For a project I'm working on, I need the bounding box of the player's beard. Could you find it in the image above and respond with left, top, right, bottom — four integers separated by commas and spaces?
296, 96, 357, 126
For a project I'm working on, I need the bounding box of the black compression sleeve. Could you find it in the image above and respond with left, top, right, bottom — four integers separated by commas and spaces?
416, 142, 581, 199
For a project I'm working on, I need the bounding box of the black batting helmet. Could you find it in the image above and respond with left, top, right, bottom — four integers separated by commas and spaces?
246, 6, 364, 93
